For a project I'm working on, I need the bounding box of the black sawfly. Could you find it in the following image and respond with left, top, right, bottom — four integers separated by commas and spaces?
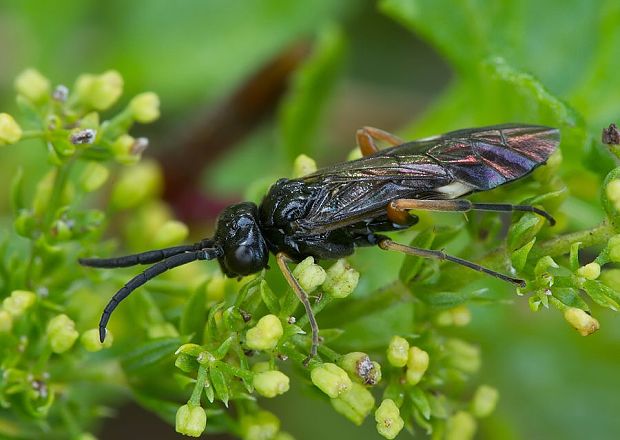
80, 123, 559, 361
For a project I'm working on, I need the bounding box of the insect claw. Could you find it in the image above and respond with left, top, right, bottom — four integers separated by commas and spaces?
302, 355, 312, 368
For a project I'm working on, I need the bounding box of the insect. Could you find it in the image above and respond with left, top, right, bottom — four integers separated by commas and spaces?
80, 123, 559, 361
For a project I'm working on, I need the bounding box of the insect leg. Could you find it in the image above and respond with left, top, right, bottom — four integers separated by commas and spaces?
356, 126, 404, 156
388, 199, 556, 225
79, 238, 215, 268
378, 238, 526, 287
98, 247, 221, 342
276, 252, 319, 365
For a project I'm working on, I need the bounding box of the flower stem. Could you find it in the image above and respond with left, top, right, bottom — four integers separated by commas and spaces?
189, 365, 209, 406
529, 221, 614, 260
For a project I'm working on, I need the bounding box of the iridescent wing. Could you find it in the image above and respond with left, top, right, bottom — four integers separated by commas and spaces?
294, 124, 559, 234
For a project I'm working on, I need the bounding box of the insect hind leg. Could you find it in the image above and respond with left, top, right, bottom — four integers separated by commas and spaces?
388, 199, 555, 225
378, 238, 525, 287
356, 126, 404, 156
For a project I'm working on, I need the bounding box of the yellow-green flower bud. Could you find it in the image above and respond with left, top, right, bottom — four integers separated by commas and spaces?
240, 410, 280, 440
14, 68, 50, 103
292, 154, 317, 178
153, 220, 189, 248
331, 382, 375, 425
3, 290, 37, 317
0, 309, 13, 332
608, 235, 620, 263
338, 352, 381, 385
386, 335, 409, 367
0, 113, 22, 146
46, 314, 79, 353
111, 135, 148, 165
253, 370, 290, 398
451, 305, 471, 326
251, 361, 271, 374
111, 161, 163, 210
471, 385, 499, 418
446, 339, 481, 374
80, 328, 113, 352
292, 256, 326, 293
80, 112, 100, 130
577, 262, 601, 281
446, 411, 477, 440
79, 162, 109, 193
75, 433, 97, 440
564, 307, 600, 336
606, 179, 620, 212
406, 346, 429, 385
274, 432, 295, 440
311, 363, 352, 398
436, 305, 471, 327
76, 70, 123, 110
323, 259, 360, 299
175, 404, 206, 437
375, 399, 404, 439
129, 92, 160, 123
245, 314, 283, 351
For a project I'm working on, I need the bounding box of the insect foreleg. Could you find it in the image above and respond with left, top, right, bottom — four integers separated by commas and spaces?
388, 199, 556, 225
276, 252, 319, 366
356, 126, 404, 156
378, 238, 526, 287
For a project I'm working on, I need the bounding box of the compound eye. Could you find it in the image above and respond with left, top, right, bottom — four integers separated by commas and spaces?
234, 245, 254, 267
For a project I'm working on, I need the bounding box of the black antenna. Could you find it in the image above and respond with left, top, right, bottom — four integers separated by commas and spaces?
98, 247, 222, 342
79, 239, 215, 268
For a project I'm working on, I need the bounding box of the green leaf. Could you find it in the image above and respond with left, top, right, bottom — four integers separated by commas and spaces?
583, 280, 620, 311
260, 279, 280, 314
569, 242, 582, 272
204, 375, 215, 404
426, 392, 448, 419
409, 387, 431, 420
279, 24, 346, 161
180, 283, 207, 338
399, 228, 435, 283
209, 366, 230, 407
122, 337, 182, 373
412, 407, 433, 435
508, 213, 543, 251
511, 238, 536, 272
553, 287, 589, 311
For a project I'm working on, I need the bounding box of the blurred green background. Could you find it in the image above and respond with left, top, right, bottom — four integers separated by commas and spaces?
1, 0, 619, 439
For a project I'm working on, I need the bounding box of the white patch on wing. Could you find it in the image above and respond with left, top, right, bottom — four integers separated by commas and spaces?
436, 181, 474, 198
416, 134, 441, 141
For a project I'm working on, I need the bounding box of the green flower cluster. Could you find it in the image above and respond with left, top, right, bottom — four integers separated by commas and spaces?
3, 65, 620, 440
0, 68, 161, 439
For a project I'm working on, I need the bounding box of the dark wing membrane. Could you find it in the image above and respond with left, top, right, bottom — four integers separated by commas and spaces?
419, 124, 559, 190
296, 155, 453, 232
295, 124, 559, 233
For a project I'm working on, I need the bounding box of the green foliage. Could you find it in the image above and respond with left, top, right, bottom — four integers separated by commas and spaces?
1, 1, 620, 439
